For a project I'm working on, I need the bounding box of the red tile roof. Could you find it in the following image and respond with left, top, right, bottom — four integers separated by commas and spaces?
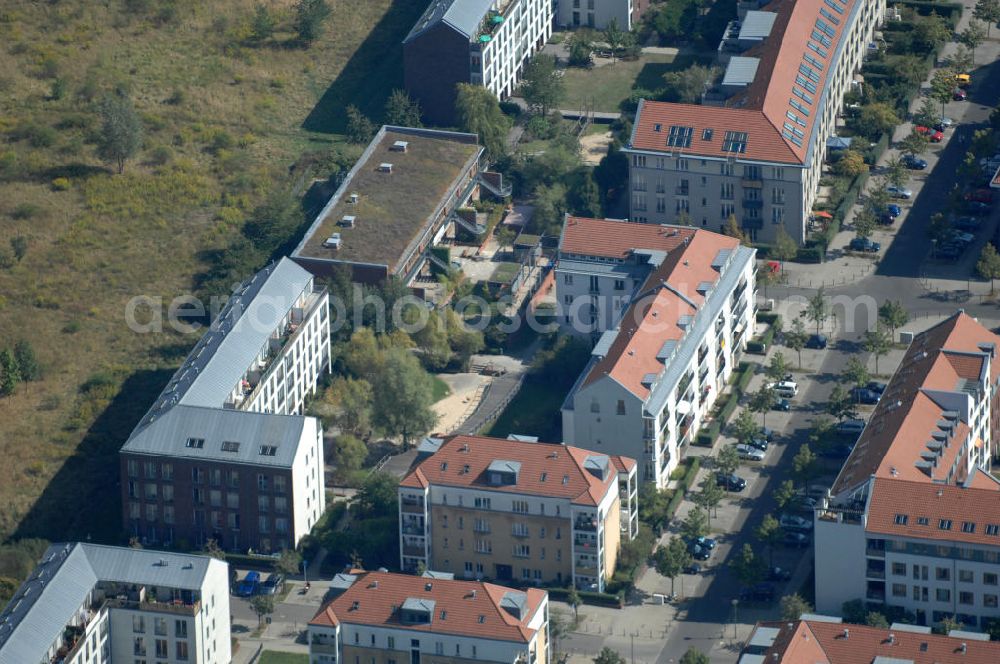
399, 435, 631, 506
576, 222, 740, 398
630, 0, 864, 165
832, 312, 1000, 495
560, 216, 695, 259
866, 476, 1000, 547
754, 619, 1000, 663
309, 571, 545, 643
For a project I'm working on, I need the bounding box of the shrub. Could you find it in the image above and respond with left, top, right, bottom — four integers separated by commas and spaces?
11, 203, 40, 220
149, 145, 173, 165
51, 177, 70, 191
499, 101, 522, 117
682, 457, 701, 490
695, 421, 721, 446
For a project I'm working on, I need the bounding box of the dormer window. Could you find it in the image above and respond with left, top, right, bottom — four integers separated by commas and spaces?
185, 438, 205, 449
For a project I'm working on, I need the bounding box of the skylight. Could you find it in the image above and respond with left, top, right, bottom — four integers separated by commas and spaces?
667, 125, 694, 148
259, 445, 278, 456
221, 441, 240, 453
722, 131, 748, 154
185, 437, 205, 449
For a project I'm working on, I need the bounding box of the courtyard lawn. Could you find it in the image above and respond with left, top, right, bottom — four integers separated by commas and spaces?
259, 652, 309, 664
560, 53, 706, 113
431, 375, 452, 403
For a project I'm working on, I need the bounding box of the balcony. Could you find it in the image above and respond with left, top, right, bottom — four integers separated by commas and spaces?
106, 596, 200, 617
574, 517, 598, 532
742, 199, 763, 209
741, 217, 763, 230
675, 186, 690, 196
865, 589, 886, 603
741, 176, 763, 187
401, 525, 425, 536
403, 544, 425, 557
574, 539, 597, 551
575, 564, 598, 575
311, 642, 338, 655
866, 568, 886, 580
677, 373, 693, 397
401, 500, 425, 514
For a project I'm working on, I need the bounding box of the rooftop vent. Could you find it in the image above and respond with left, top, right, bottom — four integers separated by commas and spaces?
391, 140, 409, 152
323, 233, 342, 250
378, 163, 393, 173
843, 628, 849, 639
425, 582, 433, 591
348, 192, 359, 204
340, 215, 356, 228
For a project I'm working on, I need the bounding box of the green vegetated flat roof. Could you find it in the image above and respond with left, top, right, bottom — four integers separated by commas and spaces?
298, 130, 482, 270
489, 261, 520, 284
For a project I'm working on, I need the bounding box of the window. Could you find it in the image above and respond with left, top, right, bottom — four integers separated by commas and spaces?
162, 463, 173, 481
512, 500, 529, 514
806, 41, 827, 59
153, 618, 166, 636
962, 521, 976, 533
512, 523, 529, 537
175, 620, 188, 638
939, 519, 952, 531
156, 639, 168, 658
259, 445, 278, 456
917, 517, 929, 526
790, 99, 811, 117
894, 514, 908, 525
176, 641, 189, 661
221, 441, 240, 453
185, 438, 204, 449
721, 162, 734, 177
986, 594, 999, 608
892, 583, 907, 597
513, 544, 530, 558
985, 573, 998, 586
803, 53, 824, 72
936, 588, 951, 602
959, 569, 974, 583
721, 182, 734, 199
667, 125, 693, 148
722, 131, 748, 154
563, 274, 573, 285
987, 524, 999, 536
133, 616, 145, 633
936, 567, 950, 581
616, 400, 626, 415
258, 474, 269, 491
892, 563, 906, 576
810, 29, 832, 48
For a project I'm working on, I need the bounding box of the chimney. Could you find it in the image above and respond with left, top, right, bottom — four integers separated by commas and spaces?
888, 634, 895, 645
960, 642, 967, 653
843, 628, 849, 639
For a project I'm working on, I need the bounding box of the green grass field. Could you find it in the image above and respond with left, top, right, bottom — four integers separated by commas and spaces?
259, 652, 309, 664
486, 378, 565, 442
431, 375, 451, 402
0, 0, 429, 546
561, 53, 703, 113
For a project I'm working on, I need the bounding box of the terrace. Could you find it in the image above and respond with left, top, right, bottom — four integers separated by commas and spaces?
295, 129, 483, 274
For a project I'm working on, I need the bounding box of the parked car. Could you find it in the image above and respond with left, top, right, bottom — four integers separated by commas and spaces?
866, 381, 887, 394
901, 154, 928, 169
934, 117, 954, 131
955, 73, 971, 87
805, 334, 828, 349
260, 573, 285, 596
236, 571, 260, 597
688, 542, 712, 560
849, 237, 881, 253
836, 418, 866, 436
770, 380, 798, 397
796, 496, 820, 511
820, 443, 854, 459
953, 216, 981, 232
915, 125, 944, 142
767, 566, 792, 581
737, 444, 766, 461
948, 230, 975, 245
759, 426, 775, 441
744, 582, 777, 601
688, 536, 717, 550
850, 387, 881, 404
965, 189, 994, 204
783, 531, 810, 547
887, 185, 913, 199
885, 203, 902, 217
716, 472, 747, 491
684, 562, 703, 575
953, 87, 967, 101
780, 514, 814, 531
748, 437, 769, 451
962, 201, 992, 216
773, 397, 791, 411
936, 244, 962, 261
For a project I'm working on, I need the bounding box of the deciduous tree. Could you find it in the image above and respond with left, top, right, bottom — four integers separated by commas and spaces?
372, 348, 437, 445
774, 480, 798, 512
771, 228, 798, 270
878, 300, 908, 339
729, 543, 765, 586
680, 648, 710, 664
858, 103, 899, 141
766, 352, 790, 382
977, 243, 1000, 293
680, 506, 709, 542
804, 287, 829, 334
959, 21, 987, 64
97, 93, 142, 174
835, 150, 868, 177
750, 385, 777, 427
694, 479, 725, 523
792, 445, 817, 482
723, 214, 747, 243
384, 89, 422, 127
732, 409, 758, 445
251, 3, 275, 42
603, 17, 626, 63
843, 356, 870, 390
974, 0, 1000, 37
716, 444, 740, 480
593, 648, 626, 664
13, 340, 39, 382
827, 385, 856, 421
785, 318, 808, 369
345, 105, 375, 144
663, 64, 719, 104
276, 548, 302, 576
863, 325, 892, 374
295, 0, 331, 45
521, 54, 564, 116
930, 69, 956, 118
250, 594, 275, 625
654, 537, 692, 596
780, 594, 813, 621
754, 514, 782, 567
456, 83, 511, 158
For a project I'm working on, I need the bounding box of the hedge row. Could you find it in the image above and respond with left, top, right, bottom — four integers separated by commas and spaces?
545, 586, 624, 608
225, 553, 278, 572
735, 361, 754, 392
666, 489, 686, 519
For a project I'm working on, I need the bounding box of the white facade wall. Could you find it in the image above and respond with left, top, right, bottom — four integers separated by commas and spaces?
562, 250, 755, 487
556, 0, 633, 30
309, 596, 548, 664
475, 0, 555, 99
291, 417, 327, 547
813, 515, 868, 614
65, 610, 110, 664
555, 263, 641, 335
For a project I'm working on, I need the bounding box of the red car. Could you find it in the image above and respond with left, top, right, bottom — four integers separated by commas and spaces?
965, 189, 994, 204
953, 87, 967, 101
915, 125, 944, 142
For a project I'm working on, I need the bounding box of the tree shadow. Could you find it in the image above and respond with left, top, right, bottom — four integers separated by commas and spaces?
10, 368, 175, 545
301, 0, 432, 133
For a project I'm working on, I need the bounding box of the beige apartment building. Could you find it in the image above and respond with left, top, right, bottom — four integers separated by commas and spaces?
399, 435, 638, 593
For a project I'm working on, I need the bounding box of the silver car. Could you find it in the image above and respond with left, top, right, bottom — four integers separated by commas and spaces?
736, 444, 766, 461
886, 185, 913, 199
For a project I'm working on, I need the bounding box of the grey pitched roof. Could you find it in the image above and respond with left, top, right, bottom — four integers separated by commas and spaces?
136, 257, 313, 431
739, 11, 777, 40
722, 56, 760, 88
0, 543, 221, 664
404, 0, 494, 43
121, 405, 307, 468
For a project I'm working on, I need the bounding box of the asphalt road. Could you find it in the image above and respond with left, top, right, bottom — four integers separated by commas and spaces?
656, 343, 852, 662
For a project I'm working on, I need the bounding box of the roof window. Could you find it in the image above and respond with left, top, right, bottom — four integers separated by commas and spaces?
259, 445, 278, 457
667, 125, 694, 148
722, 131, 748, 154
185, 437, 205, 449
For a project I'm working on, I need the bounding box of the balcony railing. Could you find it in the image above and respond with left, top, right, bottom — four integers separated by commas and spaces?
403, 544, 425, 557
311, 643, 338, 655
866, 568, 886, 579
865, 546, 886, 558
106, 597, 200, 617
574, 540, 597, 551
401, 501, 425, 514
401, 525, 425, 536
742, 199, 763, 209
574, 518, 597, 532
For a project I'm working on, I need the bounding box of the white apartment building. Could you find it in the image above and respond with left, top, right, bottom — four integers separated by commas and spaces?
555, 0, 643, 30
308, 570, 550, 664
399, 434, 638, 592
624, 0, 885, 244
120, 257, 329, 552
404, 0, 554, 125
815, 312, 1000, 631
0, 543, 231, 664
558, 217, 756, 487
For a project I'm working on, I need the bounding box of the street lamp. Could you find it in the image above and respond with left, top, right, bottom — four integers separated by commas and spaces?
732, 598, 740, 639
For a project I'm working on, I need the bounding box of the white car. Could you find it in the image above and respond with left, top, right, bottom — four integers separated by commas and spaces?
736, 444, 766, 461
768, 380, 799, 397
887, 185, 913, 199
